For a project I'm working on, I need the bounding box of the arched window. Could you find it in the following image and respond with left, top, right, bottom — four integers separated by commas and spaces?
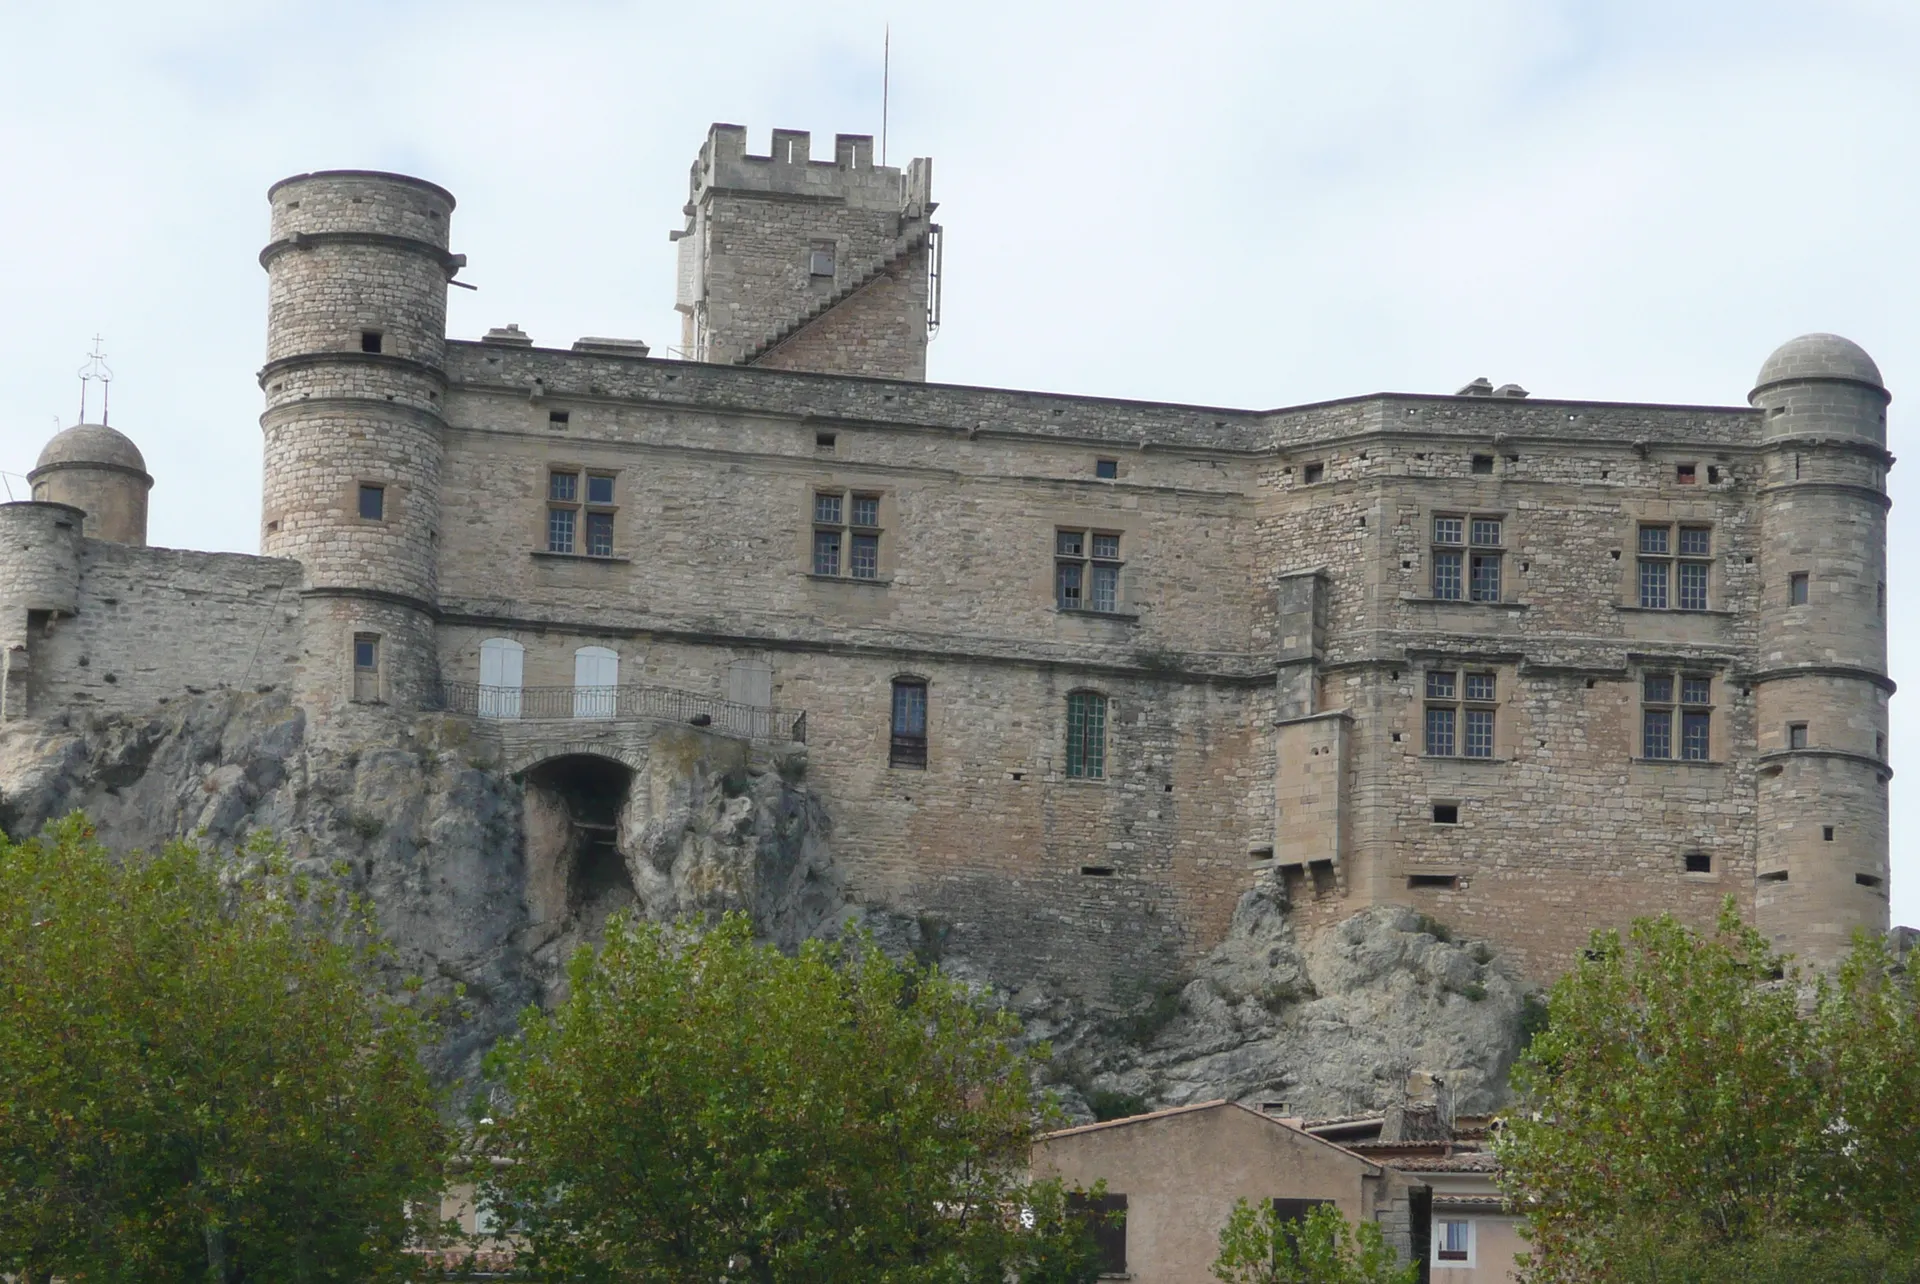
1066, 691, 1107, 780
890, 677, 928, 769
478, 638, 524, 719
573, 646, 619, 719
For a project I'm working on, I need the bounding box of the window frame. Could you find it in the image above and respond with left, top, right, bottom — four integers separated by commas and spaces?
357, 482, 386, 522
808, 240, 836, 278
1432, 1217, 1475, 1267
1055, 528, 1125, 614
889, 678, 928, 770
812, 488, 885, 581
1065, 690, 1109, 780
1641, 670, 1714, 761
1636, 522, 1714, 611
546, 467, 619, 557
351, 632, 381, 704
1423, 668, 1498, 759
1431, 512, 1504, 602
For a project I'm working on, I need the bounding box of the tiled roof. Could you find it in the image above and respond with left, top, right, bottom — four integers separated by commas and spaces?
1038, 1100, 1232, 1140
1387, 1151, 1503, 1173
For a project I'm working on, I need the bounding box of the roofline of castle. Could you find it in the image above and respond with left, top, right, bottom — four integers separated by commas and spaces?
267, 169, 457, 207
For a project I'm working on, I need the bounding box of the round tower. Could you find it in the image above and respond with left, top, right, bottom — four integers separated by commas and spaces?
0, 501, 85, 722
259, 170, 458, 716
1749, 333, 1893, 966
28, 423, 151, 545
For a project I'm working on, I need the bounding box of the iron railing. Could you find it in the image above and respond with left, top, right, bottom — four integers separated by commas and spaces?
432, 681, 806, 743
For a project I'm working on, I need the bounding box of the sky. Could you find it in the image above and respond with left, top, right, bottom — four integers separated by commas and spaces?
3, 0, 1918, 923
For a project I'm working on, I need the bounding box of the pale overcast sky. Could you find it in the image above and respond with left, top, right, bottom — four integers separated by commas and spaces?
4, 1, 1917, 925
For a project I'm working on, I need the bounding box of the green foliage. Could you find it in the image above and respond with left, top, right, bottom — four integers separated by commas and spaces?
1600, 1223, 1920, 1283
0, 817, 447, 1282
1211, 1200, 1418, 1284
1086, 1088, 1149, 1122
477, 911, 1102, 1283
1497, 900, 1920, 1282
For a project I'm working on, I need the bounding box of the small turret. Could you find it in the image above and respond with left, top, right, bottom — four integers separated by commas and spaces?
28, 422, 152, 545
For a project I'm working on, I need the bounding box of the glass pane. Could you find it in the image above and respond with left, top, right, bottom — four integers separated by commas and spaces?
1091, 533, 1121, 560
1433, 516, 1463, 545
1678, 562, 1709, 611
1470, 553, 1501, 602
547, 506, 575, 554
549, 471, 578, 502
1465, 709, 1495, 758
353, 638, 377, 669
1425, 707, 1456, 757
1056, 530, 1084, 557
1426, 671, 1456, 699
850, 533, 879, 579
852, 495, 880, 527
586, 512, 614, 557
587, 474, 615, 505
814, 492, 842, 525
1056, 562, 1083, 609
1638, 559, 1669, 609
1432, 550, 1463, 600
1643, 709, 1673, 759
1644, 673, 1674, 703
892, 682, 927, 735
1682, 676, 1712, 705
1679, 526, 1711, 556
1091, 565, 1118, 612
1095, 459, 1118, 479
1465, 672, 1495, 702
1470, 518, 1502, 547
1790, 574, 1808, 605
1067, 693, 1106, 779
1682, 711, 1711, 760
1638, 525, 1669, 556
812, 530, 841, 576
358, 485, 384, 520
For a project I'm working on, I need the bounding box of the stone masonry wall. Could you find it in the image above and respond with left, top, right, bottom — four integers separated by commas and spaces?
751, 242, 930, 381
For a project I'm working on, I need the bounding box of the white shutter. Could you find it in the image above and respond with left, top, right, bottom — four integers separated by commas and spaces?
479, 638, 524, 719
574, 647, 619, 719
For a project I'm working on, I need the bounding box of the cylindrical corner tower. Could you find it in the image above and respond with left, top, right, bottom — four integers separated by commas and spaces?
259, 170, 457, 718
1750, 333, 1893, 966
0, 501, 85, 722
28, 423, 152, 545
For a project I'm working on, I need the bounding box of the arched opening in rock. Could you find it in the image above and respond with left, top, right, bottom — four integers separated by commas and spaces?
522, 754, 637, 932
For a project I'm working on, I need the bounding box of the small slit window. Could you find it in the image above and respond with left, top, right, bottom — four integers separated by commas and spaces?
1790, 573, 1809, 606
1095, 458, 1119, 479
357, 483, 385, 521
360, 330, 383, 354
1409, 873, 1459, 889
1302, 462, 1325, 484
1431, 802, 1459, 825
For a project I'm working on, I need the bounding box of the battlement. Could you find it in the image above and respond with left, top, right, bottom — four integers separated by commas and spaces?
692, 123, 932, 215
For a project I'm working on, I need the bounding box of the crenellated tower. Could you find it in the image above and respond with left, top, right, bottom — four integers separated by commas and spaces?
258, 170, 459, 718
1749, 333, 1893, 966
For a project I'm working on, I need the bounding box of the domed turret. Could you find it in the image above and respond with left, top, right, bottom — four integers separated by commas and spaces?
1754, 333, 1885, 394
28, 422, 152, 546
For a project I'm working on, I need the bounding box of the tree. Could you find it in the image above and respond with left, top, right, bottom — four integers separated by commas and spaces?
0, 817, 447, 1283
476, 911, 1103, 1283
1495, 900, 1920, 1281
1211, 1199, 1418, 1284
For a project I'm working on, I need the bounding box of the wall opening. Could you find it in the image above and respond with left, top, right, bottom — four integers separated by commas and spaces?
523, 754, 637, 931
1683, 852, 1712, 874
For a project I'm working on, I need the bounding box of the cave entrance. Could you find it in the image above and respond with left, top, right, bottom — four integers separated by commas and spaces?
523, 754, 637, 927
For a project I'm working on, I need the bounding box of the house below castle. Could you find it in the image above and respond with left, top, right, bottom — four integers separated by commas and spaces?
0, 123, 1894, 993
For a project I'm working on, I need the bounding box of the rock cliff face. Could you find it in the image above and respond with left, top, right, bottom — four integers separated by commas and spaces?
0, 692, 1531, 1118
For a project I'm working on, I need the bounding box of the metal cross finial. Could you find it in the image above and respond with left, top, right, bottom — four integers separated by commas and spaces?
76, 336, 113, 426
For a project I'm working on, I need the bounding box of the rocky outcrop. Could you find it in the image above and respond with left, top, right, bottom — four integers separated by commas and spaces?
0, 692, 1533, 1119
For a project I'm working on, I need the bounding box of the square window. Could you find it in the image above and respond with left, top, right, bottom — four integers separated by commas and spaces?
1682, 710, 1710, 760
1056, 530, 1085, 558
587, 474, 615, 505
1426, 671, 1457, 700
1092, 532, 1121, 560
549, 471, 578, 502
547, 506, 575, 554
1469, 552, 1502, 602
813, 529, 841, 576
1433, 516, 1464, 545
1644, 673, 1674, 703
1639, 525, 1670, 556
1432, 550, 1464, 600
1465, 672, 1496, 702
1678, 561, 1709, 611
814, 492, 843, 525
850, 533, 879, 579
360, 330, 383, 354
809, 243, 836, 276
1303, 463, 1325, 484
1471, 454, 1494, 475
1436, 1219, 1471, 1263
586, 512, 614, 557
1090, 564, 1118, 612
1685, 852, 1713, 873
1677, 463, 1697, 484
354, 636, 378, 670
1470, 518, 1502, 547
1682, 675, 1712, 705
357, 483, 385, 521
1790, 573, 1809, 605
815, 431, 837, 451
1425, 706, 1456, 757
1639, 559, 1670, 609
1432, 802, 1459, 824
1824, 826, 1836, 841
852, 495, 880, 528
1643, 709, 1673, 759
1057, 562, 1084, 609
1096, 458, 1119, 479
548, 410, 570, 429
1789, 723, 1809, 750
1679, 526, 1711, 556
1465, 708, 1495, 758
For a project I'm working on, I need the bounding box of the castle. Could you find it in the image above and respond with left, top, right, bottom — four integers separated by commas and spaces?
0, 123, 1893, 995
